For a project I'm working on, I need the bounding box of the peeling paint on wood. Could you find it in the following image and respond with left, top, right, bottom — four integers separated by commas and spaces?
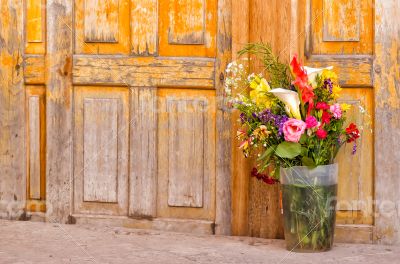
131, 0, 158, 55
0, 0, 26, 219
374, 0, 400, 245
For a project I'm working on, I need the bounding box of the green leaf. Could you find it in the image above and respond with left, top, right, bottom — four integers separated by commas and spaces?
275, 142, 302, 159
299, 134, 308, 144
257, 145, 276, 161
301, 156, 316, 167
301, 147, 308, 156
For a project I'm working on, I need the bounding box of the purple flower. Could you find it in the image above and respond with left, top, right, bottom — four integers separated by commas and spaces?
239, 113, 247, 124
352, 142, 357, 155
258, 110, 288, 137
324, 78, 333, 93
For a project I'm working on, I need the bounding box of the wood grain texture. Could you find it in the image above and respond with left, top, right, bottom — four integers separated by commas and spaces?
157, 89, 216, 221
45, 0, 73, 223
26, 86, 46, 212
84, 0, 119, 42
24, 55, 46, 84
131, 0, 158, 55
214, 0, 232, 235
159, 0, 217, 57
129, 87, 157, 218
75, 0, 130, 54
73, 56, 215, 88
374, 0, 400, 245
231, 0, 250, 236
309, 0, 373, 55
246, 0, 291, 239
168, 0, 205, 44
167, 99, 205, 208
83, 98, 119, 203
305, 55, 373, 87
322, 0, 360, 42
335, 89, 374, 226
0, 0, 26, 219
25, 0, 46, 54
28, 96, 41, 200
74, 87, 129, 216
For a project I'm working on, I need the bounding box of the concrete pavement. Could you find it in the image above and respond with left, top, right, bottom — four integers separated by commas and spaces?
0, 220, 398, 264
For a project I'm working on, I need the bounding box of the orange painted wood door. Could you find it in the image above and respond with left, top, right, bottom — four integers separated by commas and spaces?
24, 0, 231, 233
297, 0, 375, 240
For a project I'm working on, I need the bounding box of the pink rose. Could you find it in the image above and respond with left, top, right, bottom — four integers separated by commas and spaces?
305, 116, 318, 128
283, 118, 307, 142
330, 103, 342, 119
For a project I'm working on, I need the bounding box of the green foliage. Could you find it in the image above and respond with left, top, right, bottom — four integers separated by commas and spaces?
238, 43, 291, 88
275, 142, 302, 159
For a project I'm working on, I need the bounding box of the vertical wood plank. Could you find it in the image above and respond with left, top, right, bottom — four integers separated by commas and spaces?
246, 0, 291, 239
0, 0, 26, 218
131, 0, 158, 55
374, 0, 400, 245
46, 0, 73, 223
28, 96, 42, 200
83, 98, 118, 203
167, 100, 205, 208
214, 0, 232, 235
26, 86, 46, 212
231, 0, 250, 236
130, 88, 157, 217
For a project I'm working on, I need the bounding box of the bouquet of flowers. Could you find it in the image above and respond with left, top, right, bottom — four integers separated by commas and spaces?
225, 43, 360, 183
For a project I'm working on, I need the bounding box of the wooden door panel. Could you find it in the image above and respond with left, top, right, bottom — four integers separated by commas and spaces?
157, 89, 216, 220
159, 0, 217, 57
25, 0, 47, 213
73, 87, 129, 216
25, 0, 46, 54
336, 89, 374, 225
75, 0, 130, 54
311, 0, 373, 54
26, 86, 46, 212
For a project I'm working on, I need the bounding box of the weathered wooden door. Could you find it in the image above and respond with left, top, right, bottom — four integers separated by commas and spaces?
23, 0, 232, 234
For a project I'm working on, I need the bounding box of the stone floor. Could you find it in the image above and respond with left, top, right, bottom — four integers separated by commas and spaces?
0, 220, 398, 264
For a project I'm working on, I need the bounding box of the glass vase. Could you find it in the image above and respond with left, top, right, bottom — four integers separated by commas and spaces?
280, 164, 338, 252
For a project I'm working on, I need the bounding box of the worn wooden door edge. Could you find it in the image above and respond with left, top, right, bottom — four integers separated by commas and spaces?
373, 0, 400, 245
0, 0, 26, 220
230, 0, 251, 236
215, 0, 234, 235
45, 0, 74, 224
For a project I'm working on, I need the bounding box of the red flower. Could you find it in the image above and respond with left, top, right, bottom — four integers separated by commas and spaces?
316, 128, 328, 139
251, 168, 279, 185
290, 55, 308, 83
316, 102, 330, 110
290, 55, 315, 115
346, 123, 360, 143
321, 111, 332, 124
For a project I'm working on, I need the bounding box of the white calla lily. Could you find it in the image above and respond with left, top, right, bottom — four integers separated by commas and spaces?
304, 66, 333, 84
269, 88, 302, 120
